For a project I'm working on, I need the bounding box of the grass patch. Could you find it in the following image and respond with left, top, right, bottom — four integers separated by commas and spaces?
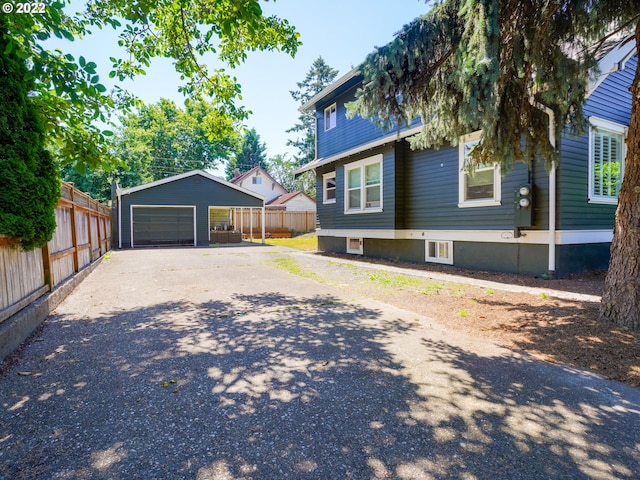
459, 309, 470, 317
422, 282, 445, 296
268, 256, 318, 280
368, 271, 424, 289
248, 235, 317, 251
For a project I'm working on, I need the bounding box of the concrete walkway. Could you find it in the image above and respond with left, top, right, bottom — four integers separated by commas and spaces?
1, 247, 638, 479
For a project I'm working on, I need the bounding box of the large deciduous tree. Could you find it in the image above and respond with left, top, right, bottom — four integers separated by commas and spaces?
2, 0, 300, 171
61, 97, 239, 201
348, 0, 640, 329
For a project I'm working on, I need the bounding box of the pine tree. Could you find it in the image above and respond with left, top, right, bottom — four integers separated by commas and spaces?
287, 57, 339, 166
0, 15, 59, 250
226, 128, 268, 179
348, 0, 640, 329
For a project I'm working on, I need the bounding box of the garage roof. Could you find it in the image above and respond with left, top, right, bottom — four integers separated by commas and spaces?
117, 170, 265, 202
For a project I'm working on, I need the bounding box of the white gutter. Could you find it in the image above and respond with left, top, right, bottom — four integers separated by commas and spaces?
300, 67, 360, 113
295, 124, 423, 176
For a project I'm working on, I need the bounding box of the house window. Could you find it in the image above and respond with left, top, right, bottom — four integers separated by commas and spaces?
344, 155, 383, 214
458, 131, 501, 207
324, 103, 337, 131
589, 117, 626, 204
323, 172, 336, 204
252, 176, 262, 185
346, 237, 363, 255
426, 240, 453, 265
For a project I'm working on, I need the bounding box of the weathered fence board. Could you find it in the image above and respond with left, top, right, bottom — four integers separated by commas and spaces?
0, 182, 111, 325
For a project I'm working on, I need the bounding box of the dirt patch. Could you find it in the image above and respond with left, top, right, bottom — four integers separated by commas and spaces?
317, 253, 640, 389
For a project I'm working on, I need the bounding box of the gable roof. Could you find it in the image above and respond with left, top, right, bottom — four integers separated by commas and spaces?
117, 169, 265, 201
266, 191, 315, 206
229, 166, 287, 193
589, 35, 636, 95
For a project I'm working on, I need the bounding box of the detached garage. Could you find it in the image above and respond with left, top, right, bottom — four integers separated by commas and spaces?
115, 170, 265, 248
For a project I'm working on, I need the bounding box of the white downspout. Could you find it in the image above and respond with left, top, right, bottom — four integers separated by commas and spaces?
542, 106, 557, 276
117, 191, 122, 249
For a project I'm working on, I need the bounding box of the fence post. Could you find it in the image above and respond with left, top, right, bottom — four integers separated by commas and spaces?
41, 242, 54, 291
69, 190, 79, 273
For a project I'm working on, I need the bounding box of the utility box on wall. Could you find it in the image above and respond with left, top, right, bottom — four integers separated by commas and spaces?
514, 184, 533, 228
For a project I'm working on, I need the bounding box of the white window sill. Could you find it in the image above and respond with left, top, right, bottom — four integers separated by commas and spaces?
344, 208, 383, 215
323, 199, 336, 205
588, 198, 618, 205
426, 257, 454, 265
458, 200, 501, 208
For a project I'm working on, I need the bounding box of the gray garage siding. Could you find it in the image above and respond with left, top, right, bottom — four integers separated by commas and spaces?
118, 172, 263, 248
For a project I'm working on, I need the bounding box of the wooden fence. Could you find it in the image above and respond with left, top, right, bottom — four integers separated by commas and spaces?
0, 182, 111, 324
232, 209, 316, 233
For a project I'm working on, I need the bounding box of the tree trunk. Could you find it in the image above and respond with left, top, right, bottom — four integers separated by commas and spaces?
600, 24, 640, 330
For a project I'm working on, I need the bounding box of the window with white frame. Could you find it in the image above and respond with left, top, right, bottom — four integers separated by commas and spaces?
324, 103, 337, 131
458, 131, 501, 207
344, 155, 383, 213
346, 237, 363, 255
589, 117, 626, 204
426, 240, 453, 265
323, 172, 336, 204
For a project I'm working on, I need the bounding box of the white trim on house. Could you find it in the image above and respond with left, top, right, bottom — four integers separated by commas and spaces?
317, 228, 614, 245
324, 103, 337, 131
346, 237, 363, 255
343, 154, 383, 214
322, 172, 336, 204
294, 125, 423, 176
426, 240, 454, 265
130, 204, 197, 248
588, 116, 628, 205
300, 67, 360, 113
588, 36, 636, 96
458, 131, 501, 208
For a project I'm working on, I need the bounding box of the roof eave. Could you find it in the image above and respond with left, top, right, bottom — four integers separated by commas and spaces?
300, 67, 361, 113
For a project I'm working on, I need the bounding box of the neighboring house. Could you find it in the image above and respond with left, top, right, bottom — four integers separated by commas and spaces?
267, 191, 316, 212
115, 170, 265, 248
296, 38, 636, 277
231, 166, 316, 212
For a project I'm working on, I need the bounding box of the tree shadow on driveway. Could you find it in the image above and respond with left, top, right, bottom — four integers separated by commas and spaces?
1, 291, 639, 479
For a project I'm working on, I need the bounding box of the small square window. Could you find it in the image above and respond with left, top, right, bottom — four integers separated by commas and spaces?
426, 240, 453, 265
323, 172, 336, 204
324, 104, 337, 131
346, 237, 363, 255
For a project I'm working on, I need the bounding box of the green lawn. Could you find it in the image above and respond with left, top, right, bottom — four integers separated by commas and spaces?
249, 235, 317, 251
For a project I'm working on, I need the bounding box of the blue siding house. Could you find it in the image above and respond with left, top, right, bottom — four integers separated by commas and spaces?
297, 39, 636, 277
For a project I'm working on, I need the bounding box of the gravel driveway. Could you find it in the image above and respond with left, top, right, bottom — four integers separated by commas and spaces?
1, 246, 639, 479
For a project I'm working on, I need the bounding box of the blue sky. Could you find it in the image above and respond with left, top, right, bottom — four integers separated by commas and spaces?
56, 1, 430, 167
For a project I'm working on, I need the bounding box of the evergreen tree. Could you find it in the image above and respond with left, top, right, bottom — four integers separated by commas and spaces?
287, 57, 339, 166
348, 0, 640, 329
0, 15, 59, 250
226, 128, 268, 179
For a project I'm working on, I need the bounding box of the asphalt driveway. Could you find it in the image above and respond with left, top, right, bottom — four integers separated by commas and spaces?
1, 246, 639, 479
